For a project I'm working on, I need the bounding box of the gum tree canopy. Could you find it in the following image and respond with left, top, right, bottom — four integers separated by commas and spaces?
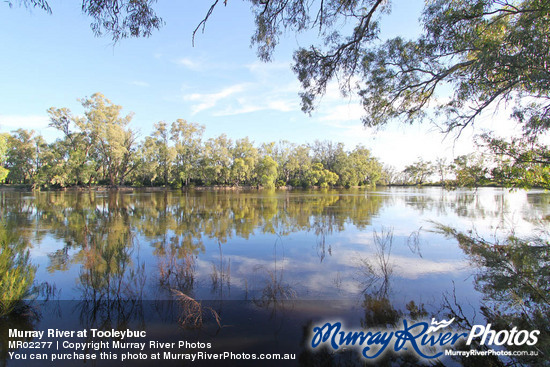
10, 0, 550, 138
8, 0, 163, 41
252, 0, 550, 137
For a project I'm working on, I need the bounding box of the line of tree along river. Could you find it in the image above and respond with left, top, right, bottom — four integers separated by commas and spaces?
1, 93, 548, 190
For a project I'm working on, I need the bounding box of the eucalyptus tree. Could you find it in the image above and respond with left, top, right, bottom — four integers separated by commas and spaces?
274, 140, 336, 187
434, 157, 448, 186
5, 129, 39, 185
0, 133, 9, 183
235, 1, 549, 189
30, 135, 55, 188
133, 136, 160, 186
49, 94, 138, 186
482, 133, 550, 190
7, 0, 163, 42
310, 140, 346, 172
231, 137, 259, 186
334, 145, 382, 187
270, 140, 294, 184
187, 0, 550, 143
79, 93, 138, 186
3, 130, 52, 188
450, 154, 490, 188
48, 107, 96, 186
150, 121, 175, 186
132, 123, 176, 187
170, 119, 205, 187
302, 162, 339, 188
255, 155, 278, 189
402, 158, 434, 185
201, 134, 233, 185
285, 144, 312, 186
380, 165, 400, 186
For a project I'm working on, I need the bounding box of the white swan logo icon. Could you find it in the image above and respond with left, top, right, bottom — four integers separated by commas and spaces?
426, 318, 455, 333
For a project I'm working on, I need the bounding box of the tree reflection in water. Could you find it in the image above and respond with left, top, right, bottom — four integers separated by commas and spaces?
0, 311, 40, 367
158, 249, 196, 296
0, 203, 55, 367
438, 225, 549, 366
76, 230, 147, 332
299, 225, 548, 366
253, 235, 296, 315
357, 228, 394, 298
0, 189, 547, 366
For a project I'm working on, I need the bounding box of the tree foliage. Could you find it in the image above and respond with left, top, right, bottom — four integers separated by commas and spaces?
8, 0, 163, 42
191, 0, 550, 139
0, 134, 9, 183
81, 93, 138, 186
403, 158, 434, 185
7, 93, 550, 190
171, 120, 205, 187
6, 0, 51, 13
245, 0, 550, 190
281, 0, 550, 137
482, 133, 550, 190
46, 93, 138, 187
5, 129, 41, 186
10, 0, 550, 139
451, 154, 490, 188
2, 94, 386, 189
0, 224, 36, 317
357, 1, 549, 132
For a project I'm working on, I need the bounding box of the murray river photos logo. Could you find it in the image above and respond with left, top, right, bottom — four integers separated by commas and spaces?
310, 318, 540, 359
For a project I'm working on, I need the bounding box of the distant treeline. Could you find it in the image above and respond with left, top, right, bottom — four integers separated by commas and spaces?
1, 93, 548, 190
0, 94, 383, 189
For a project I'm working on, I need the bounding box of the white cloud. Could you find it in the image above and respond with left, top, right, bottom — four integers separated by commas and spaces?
214, 105, 264, 116
169, 57, 303, 117
0, 115, 50, 131
174, 57, 204, 71
183, 84, 248, 115
268, 100, 296, 112
131, 81, 150, 87
314, 239, 468, 280
391, 256, 466, 279
183, 79, 301, 116
319, 103, 365, 122
244, 61, 292, 79
213, 99, 298, 116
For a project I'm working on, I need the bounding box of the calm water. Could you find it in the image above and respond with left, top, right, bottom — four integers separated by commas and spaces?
1, 187, 548, 366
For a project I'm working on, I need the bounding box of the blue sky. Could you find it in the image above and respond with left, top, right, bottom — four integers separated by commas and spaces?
0, 0, 522, 169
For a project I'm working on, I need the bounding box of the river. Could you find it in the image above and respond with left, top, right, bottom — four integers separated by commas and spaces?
1, 187, 548, 366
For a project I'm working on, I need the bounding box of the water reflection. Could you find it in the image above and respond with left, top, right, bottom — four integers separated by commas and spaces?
0, 310, 40, 367
0, 188, 548, 366
358, 228, 394, 297
438, 226, 549, 366
0, 189, 391, 299
297, 229, 433, 366
296, 226, 548, 366
158, 249, 196, 296
75, 232, 147, 333
252, 237, 296, 314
